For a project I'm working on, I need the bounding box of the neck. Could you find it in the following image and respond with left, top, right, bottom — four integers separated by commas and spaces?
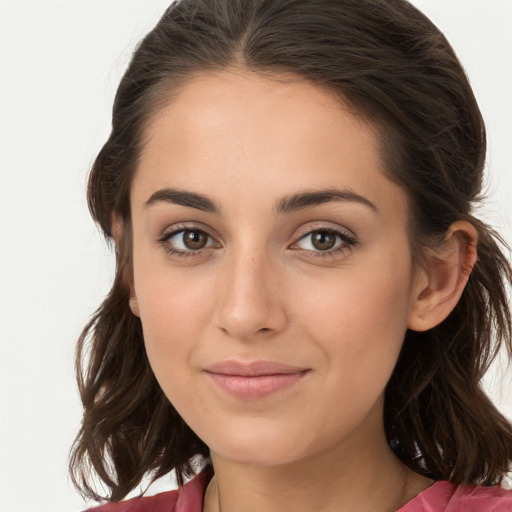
203, 416, 431, 512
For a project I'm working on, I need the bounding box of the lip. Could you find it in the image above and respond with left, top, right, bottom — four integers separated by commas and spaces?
203, 360, 310, 400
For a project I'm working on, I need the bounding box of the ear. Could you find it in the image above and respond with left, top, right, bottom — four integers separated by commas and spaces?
408, 220, 478, 332
111, 213, 140, 318
111, 213, 123, 245
129, 295, 140, 317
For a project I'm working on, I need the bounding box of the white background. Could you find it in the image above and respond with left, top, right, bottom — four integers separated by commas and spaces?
0, 1, 511, 511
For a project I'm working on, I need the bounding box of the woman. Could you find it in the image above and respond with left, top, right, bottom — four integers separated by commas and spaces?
70, 0, 512, 510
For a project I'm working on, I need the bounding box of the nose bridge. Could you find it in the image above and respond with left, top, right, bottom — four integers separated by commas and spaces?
216, 241, 285, 340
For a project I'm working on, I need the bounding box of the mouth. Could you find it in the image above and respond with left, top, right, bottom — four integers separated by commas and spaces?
203, 360, 310, 399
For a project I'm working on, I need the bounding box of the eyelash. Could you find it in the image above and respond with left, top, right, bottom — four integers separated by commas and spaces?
157, 224, 357, 259
292, 226, 357, 259
157, 224, 218, 259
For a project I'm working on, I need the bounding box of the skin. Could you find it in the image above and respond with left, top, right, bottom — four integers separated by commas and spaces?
127, 70, 476, 512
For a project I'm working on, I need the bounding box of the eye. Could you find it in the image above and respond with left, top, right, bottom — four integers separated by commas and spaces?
176, 229, 210, 250
294, 228, 356, 254
158, 227, 218, 256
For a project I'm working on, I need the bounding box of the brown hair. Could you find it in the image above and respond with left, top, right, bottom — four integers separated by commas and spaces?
70, 0, 512, 502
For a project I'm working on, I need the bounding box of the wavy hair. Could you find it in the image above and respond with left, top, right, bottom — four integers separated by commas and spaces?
70, 0, 512, 501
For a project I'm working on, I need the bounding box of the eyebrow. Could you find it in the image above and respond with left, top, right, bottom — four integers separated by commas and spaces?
144, 189, 219, 213
275, 188, 378, 214
144, 187, 377, 215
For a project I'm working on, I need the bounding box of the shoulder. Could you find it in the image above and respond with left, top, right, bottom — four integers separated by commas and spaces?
84, 470, 212, 512
400, 480, 512, 512
447, 483, 512, 512
84, 489, 179, 512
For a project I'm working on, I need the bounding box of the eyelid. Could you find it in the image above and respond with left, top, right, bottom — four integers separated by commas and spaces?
159, 222, 219, 241
157, 222, 222, 257
289, 222, 357, 255
292, 222, 356, 243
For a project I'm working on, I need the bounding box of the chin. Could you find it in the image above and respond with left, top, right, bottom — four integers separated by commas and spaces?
203, 421, 307, 467
213, 446, 300, 468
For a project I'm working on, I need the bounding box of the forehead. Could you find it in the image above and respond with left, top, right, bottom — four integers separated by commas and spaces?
132, 69, 408, 225
143, 70, 369, 152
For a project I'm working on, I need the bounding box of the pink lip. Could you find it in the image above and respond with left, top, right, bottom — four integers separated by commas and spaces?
203, 361, 310, 399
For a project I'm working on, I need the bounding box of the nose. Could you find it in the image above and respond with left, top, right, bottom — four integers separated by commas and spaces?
215, 248, 287, 342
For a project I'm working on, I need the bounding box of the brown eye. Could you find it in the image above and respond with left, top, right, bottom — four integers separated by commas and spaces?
294, 227, 356, 255
182, 230, 209, 250
310, 230, 337, 251
159, 228, 216, 255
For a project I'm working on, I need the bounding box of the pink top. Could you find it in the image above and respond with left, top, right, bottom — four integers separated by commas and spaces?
86, 472, 512, 512
397, 480, 512, 511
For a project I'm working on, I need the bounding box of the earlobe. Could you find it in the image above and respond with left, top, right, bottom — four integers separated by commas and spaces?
111, 213, 140, 318
111, 213, 123, 245
129, 295, 140, 317
408, 221, 478, 332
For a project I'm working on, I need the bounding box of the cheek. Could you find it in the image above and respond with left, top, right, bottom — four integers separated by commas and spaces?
296, 251, 413, 380
288, 260, 413, 442
133, 261, 217, 384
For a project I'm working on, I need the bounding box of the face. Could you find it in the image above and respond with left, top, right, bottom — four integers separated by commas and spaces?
129, 70, 421, 468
